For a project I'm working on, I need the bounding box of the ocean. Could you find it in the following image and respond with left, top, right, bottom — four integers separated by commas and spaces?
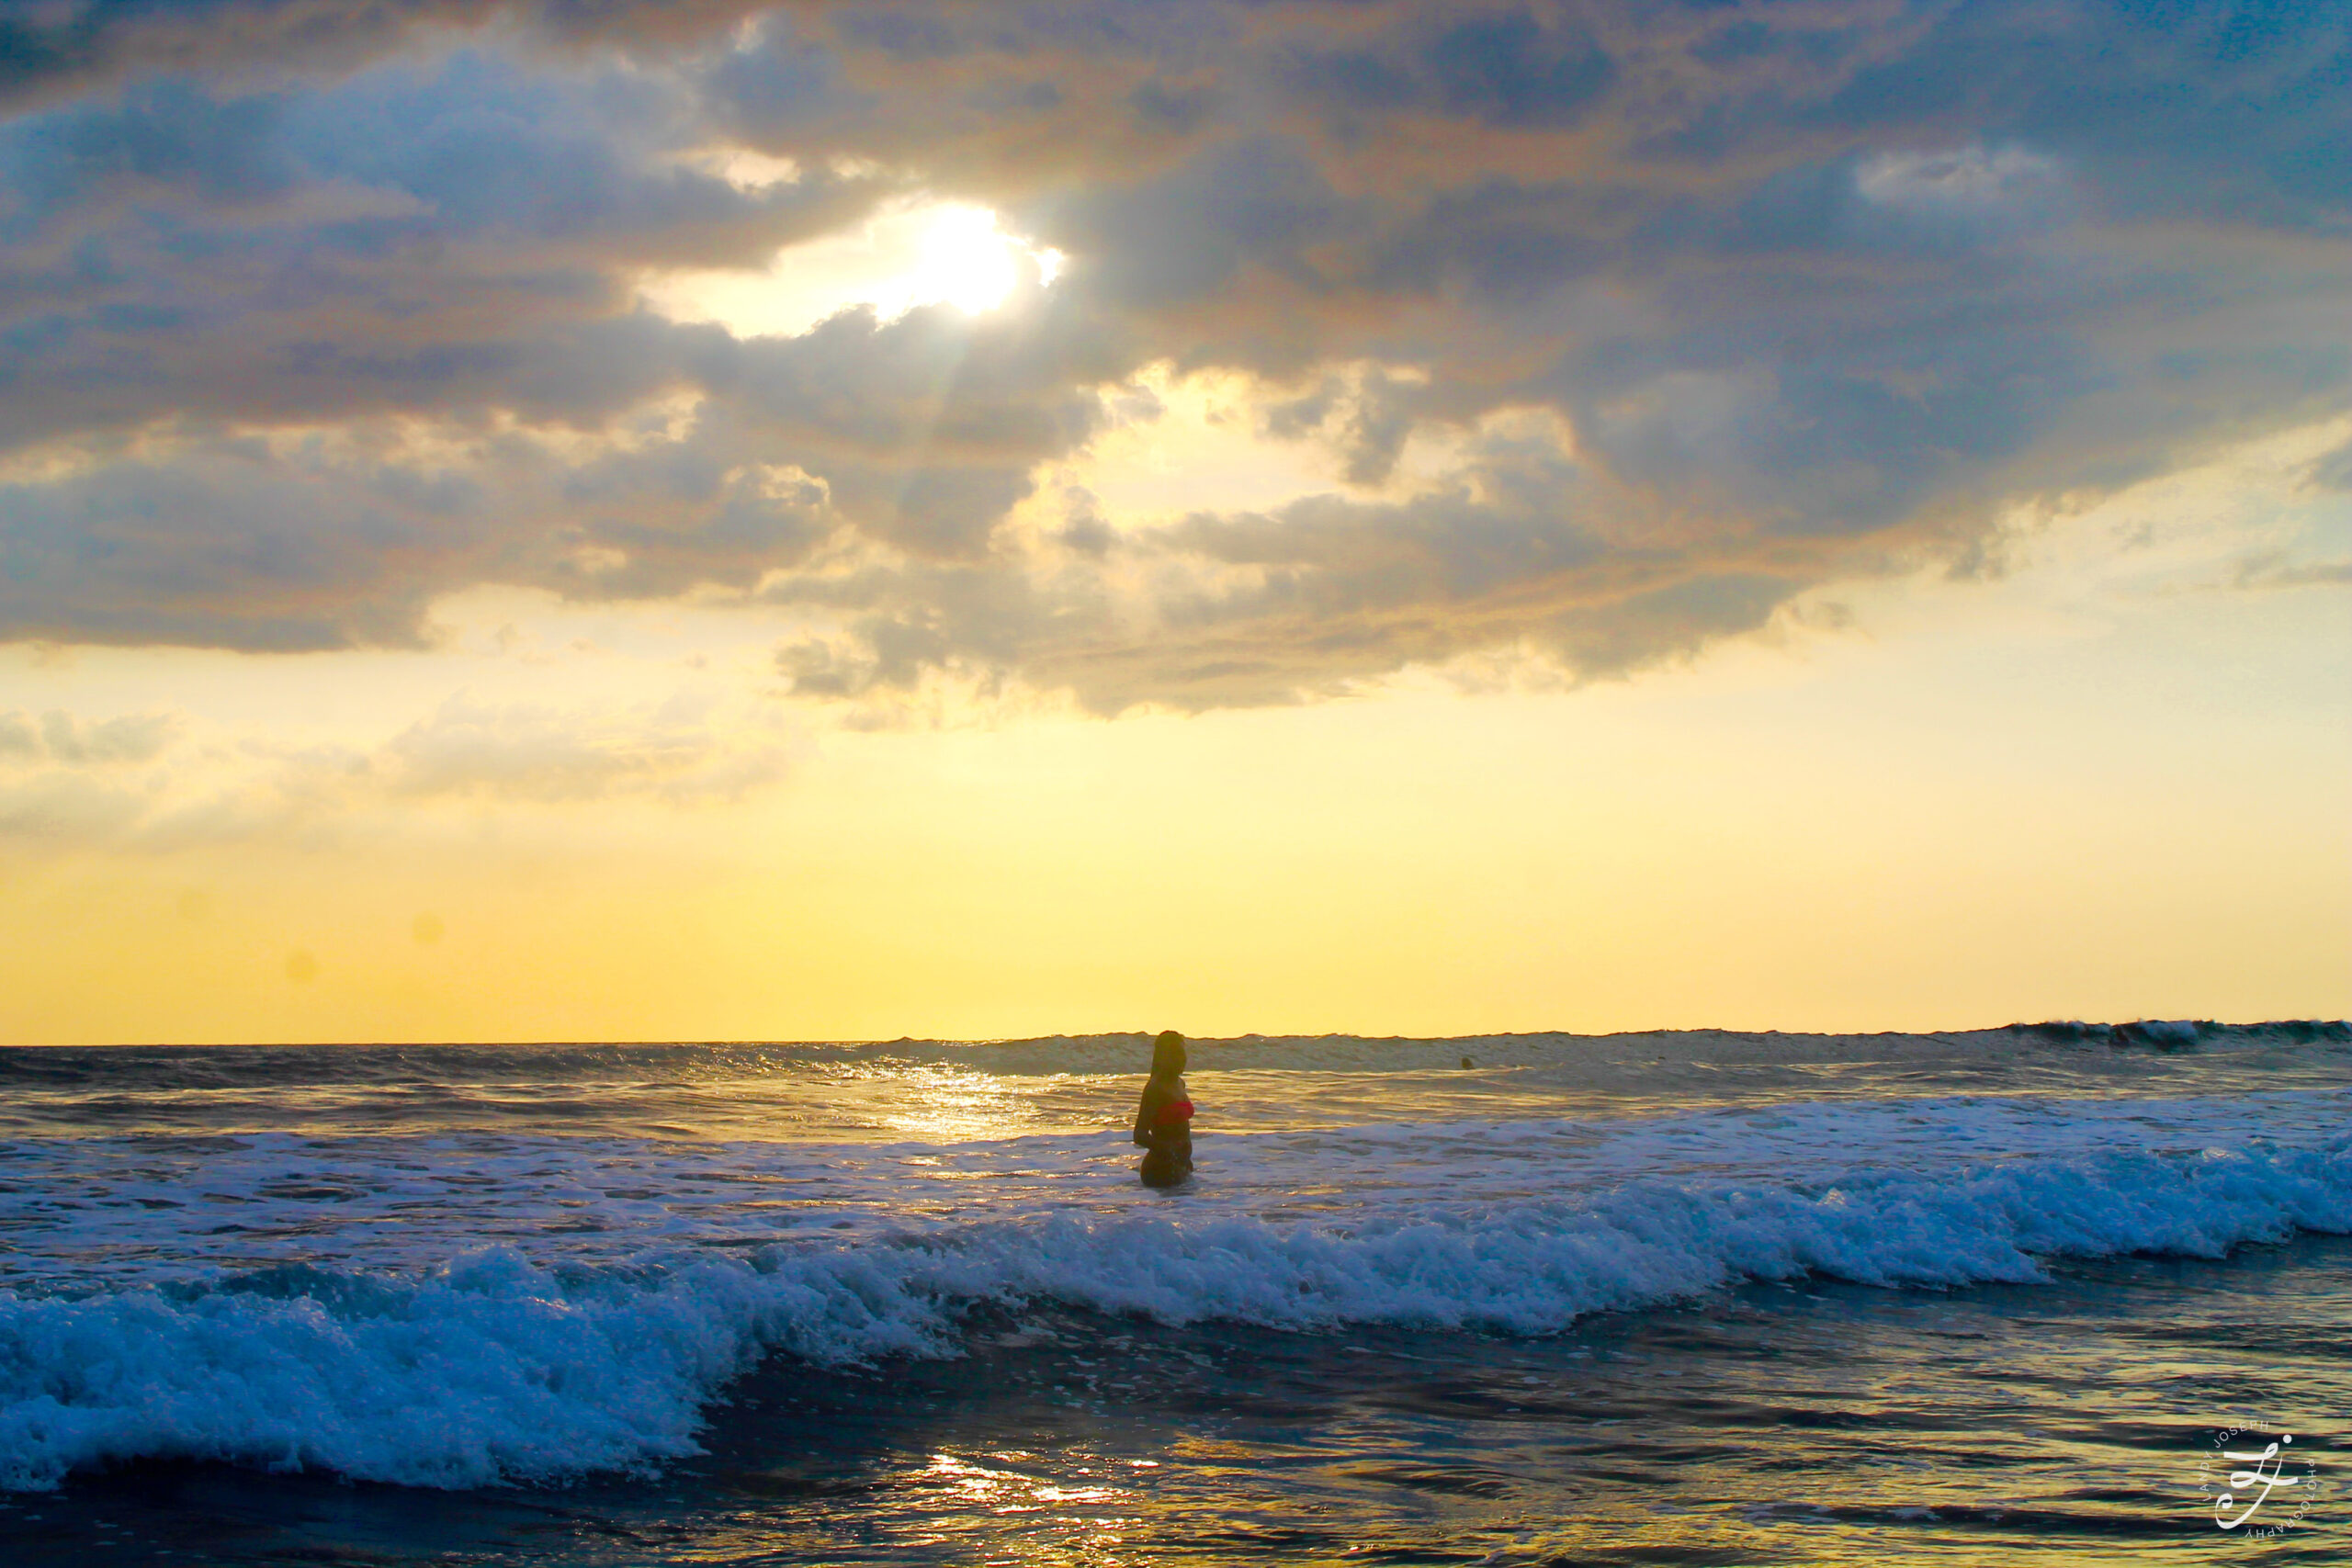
1, 1024, 2345, 1564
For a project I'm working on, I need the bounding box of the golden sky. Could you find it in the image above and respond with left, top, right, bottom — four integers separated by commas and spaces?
1, 3, 2346, 1042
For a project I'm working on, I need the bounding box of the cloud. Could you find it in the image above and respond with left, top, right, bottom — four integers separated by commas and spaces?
0, 2, 761, 112
0, 440, 484, 649
768, 412, 1838, 714
0, 770, 150, 841
379, 693, 795, 803
0, 689, 800, 854
0, 707, 175, 763
2311, 434, 2352, 492
0, 317, 1098, 648
0, 53, 892, 450
40, 708, 175, 762
0, 705, 178, 844
2223, 552, 2352, 592
1279, 8, 1617, 133
0, 0, 2346, 708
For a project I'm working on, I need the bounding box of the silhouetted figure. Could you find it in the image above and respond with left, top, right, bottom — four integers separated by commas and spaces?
1133, 1029, 1194, 1188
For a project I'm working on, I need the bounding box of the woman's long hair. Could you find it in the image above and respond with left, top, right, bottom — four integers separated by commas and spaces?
1149, 1030, 1186, 1078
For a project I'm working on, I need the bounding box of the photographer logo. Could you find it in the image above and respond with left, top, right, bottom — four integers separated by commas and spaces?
2195, 1417, 2319, 1538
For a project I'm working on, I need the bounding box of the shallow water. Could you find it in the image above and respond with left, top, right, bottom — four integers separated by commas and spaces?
2, 1024, 2346, 1562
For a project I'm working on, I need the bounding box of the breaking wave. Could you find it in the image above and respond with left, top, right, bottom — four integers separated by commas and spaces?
6, 1129, 2348, 1492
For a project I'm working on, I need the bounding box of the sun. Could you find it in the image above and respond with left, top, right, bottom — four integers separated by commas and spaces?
640, 199, 1067, 339
881, 203, 1065, 318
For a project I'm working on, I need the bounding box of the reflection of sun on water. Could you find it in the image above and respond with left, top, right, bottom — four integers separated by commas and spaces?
922, 1452, 1121, 1515
873, 1063, 1036, 1142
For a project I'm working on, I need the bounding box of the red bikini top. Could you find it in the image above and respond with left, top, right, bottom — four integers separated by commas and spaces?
1155, 1098, 1194, 1125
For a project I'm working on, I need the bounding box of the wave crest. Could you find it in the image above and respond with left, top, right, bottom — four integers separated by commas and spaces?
5, 1137, 2346, 1492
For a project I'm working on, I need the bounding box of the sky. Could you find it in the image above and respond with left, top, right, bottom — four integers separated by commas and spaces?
0, 0, 2346, 1044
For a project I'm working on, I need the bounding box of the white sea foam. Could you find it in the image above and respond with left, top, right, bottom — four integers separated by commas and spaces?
5, 1091, 2349, 1491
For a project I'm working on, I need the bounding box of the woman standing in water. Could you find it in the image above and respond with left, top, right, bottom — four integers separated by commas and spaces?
1133, 1030, 1194, 1187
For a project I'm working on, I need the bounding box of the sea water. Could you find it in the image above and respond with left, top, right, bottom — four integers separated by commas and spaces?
0, 1024, 2346, 1563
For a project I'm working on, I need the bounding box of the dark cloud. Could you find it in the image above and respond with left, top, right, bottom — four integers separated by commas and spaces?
0, 0, 2345, 706
1281, 7, 1617, 133
0, 442, 471, 649
1819, 0, 2352, 235
0, 1, 763, 111
715, 295, 1119, 460
765, 421, 1838, 714
0, 52, 890, 446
